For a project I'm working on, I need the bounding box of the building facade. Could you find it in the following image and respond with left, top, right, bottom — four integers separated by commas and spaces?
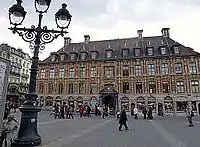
37, 28, 200, 115
0, 44, 31, 105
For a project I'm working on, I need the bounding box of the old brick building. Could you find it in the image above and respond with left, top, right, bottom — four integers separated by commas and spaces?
37, 28, 200, 115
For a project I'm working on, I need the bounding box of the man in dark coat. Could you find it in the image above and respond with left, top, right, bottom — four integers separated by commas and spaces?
142, 106, 147, 119
119, 109, 128, 131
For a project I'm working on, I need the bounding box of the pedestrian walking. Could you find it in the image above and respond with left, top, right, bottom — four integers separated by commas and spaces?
133, 107, 138, 120
60, 105, 65, 119
186, 107, 194, 127
118, 109, 128, 131
68, 106, 74, 119
86, 106, 91, 118
142, 106, 147, 119
0, 114, 18, 147
79, 105, 84, 118
147, 107, 153, 120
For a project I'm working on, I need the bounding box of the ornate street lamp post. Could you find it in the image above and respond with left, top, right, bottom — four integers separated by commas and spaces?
8, 0, 72, 146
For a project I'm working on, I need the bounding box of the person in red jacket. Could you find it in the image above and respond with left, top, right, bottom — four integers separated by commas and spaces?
79, 105, 84, 118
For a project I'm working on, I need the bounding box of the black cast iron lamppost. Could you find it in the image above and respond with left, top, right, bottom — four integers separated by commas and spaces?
8, 0, 72, 146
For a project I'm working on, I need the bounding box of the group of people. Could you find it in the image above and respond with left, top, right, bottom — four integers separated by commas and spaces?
131, 106, 153, 120
50, 104, 74, 119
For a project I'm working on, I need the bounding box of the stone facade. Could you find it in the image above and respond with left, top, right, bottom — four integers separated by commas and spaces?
37, 28, 200, 115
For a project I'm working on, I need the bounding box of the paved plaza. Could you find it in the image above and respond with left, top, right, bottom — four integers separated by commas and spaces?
13, 111, 200, 147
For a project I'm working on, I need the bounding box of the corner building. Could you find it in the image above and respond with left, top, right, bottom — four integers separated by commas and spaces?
37, 28, 200, 116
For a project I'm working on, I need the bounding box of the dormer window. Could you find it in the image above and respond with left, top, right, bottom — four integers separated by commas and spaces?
60, 54, 65, 61
80, 52, 86, 60
174, 46, 179, 54
161, 47, 166, 55
51, 55, 56, 62
70, 54, 75, 60
91, 52, 97, 60
135, 48, 141, 57
122, 49, 129, 57
106, 50, 112, 58
147, 48, 153, 56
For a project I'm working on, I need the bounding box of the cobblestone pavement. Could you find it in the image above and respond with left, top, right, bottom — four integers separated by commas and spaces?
13, 111, 200, 147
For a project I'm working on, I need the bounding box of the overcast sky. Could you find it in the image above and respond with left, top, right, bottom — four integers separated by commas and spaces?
1, 0, 200, 60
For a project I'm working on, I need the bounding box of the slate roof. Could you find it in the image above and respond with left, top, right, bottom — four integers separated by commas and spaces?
41, 34, 200, 63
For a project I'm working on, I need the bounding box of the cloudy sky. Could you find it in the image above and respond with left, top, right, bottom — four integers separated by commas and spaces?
1, 0, 200, 60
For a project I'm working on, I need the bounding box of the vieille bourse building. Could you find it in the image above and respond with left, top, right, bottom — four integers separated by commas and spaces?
37, 28, 200, 115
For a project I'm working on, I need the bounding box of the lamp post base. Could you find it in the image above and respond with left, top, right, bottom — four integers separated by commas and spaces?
12, 94, 42, 147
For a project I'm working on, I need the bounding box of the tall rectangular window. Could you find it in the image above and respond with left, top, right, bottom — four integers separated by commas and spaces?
135, 65, 142, 77
163, 82, 169, 93
104, 66, 114, 79
174, 46, 179, 54
59, 68, 65, 78
161, 63, 169, 75
79, 82, 84, 94
123, 82, 129, 93
60, 55, 65, 61
176, 81, 184, 93
189, 62, 197, 74
68, 83, 73, 94
148, 64, 155, 76
136, 82, 142, 94
79, 67, 85, 78
58, 83, 63, 93
122, 65, 129, 77
49, 65, 54, 79
106, 51, 112, 58
81, 53, 86, 60
48, 83, 53, 93
147, 48, 153, 56
69, 68, 74, 78
160, 47, 166, 55
175, 63, 182, 74
70, 54, 75, 60
91, 66, 96, 77
122, 49, 129, 57
90, 83, 96, 94
41, 69, 45, 79
149, 81, 156, 93
191, 81, 199, 93
91, 52, 97, 59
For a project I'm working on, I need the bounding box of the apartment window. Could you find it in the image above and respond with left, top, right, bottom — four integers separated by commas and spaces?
39, 84, 44, 94
161, 63, 169, 75
104, 66, 114, 79
122, 65, 129, 77
135, 49, 141, 57
136, 82, 142, 94
135, 65, 142, 77
122, 49, 129, 57
175, 63, 182, 74
149, 82, 156, 93
60, 55, 65, 61
106, 51, 112, 58
91, 66, 96, 77
161, 47, 166, 55
70, 54, 75, 60
79, 82, 84, 94
91, 52, 97, 59
191, 81, 199, 93
177, 81, 184, 93
48, 83, 53, 93
163, 82, 169, 93
79, 67, 85, 78
148, 64, 155, 76
90, 83, 96, 94
68, 83, 73, 94
49, 66, 54, 79
59, 68, 65, 78
81, 53, 86, 60
41, 69, 45, 78
189, 62, 197, 74
58, 83, 63, 93
123, 82, 129, 93
147, 48, 153, 56
174, 46, 179, 54
69, 68, 74, 78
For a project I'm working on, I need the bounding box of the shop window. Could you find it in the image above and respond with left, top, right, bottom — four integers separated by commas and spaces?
164, 97, 173, 113
191, 101, 197, 111
136, 82, 142, 94
176, 101, 187, 111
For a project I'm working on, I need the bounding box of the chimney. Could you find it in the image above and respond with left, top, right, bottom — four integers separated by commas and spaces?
84, 35, 90, 44
137, 29, 143, 39
64, 37, 71, 47
161, 28, 170, 37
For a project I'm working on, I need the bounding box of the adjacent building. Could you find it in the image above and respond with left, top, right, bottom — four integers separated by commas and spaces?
37, 28, 200, 115
0, 44, 31, 105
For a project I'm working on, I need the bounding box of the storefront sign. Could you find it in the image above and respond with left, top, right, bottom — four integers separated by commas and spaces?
0, 58, 10, 137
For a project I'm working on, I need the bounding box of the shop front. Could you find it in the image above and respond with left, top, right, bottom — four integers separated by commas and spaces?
121, 97, 129, 111
90, 96, 98, 112
68, 96, 75, 109
176, 96, 188, 113
164, 96, 173, 114
137, 97, 145, 111
148, 96, 156, 112
45, 96, 53, 106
